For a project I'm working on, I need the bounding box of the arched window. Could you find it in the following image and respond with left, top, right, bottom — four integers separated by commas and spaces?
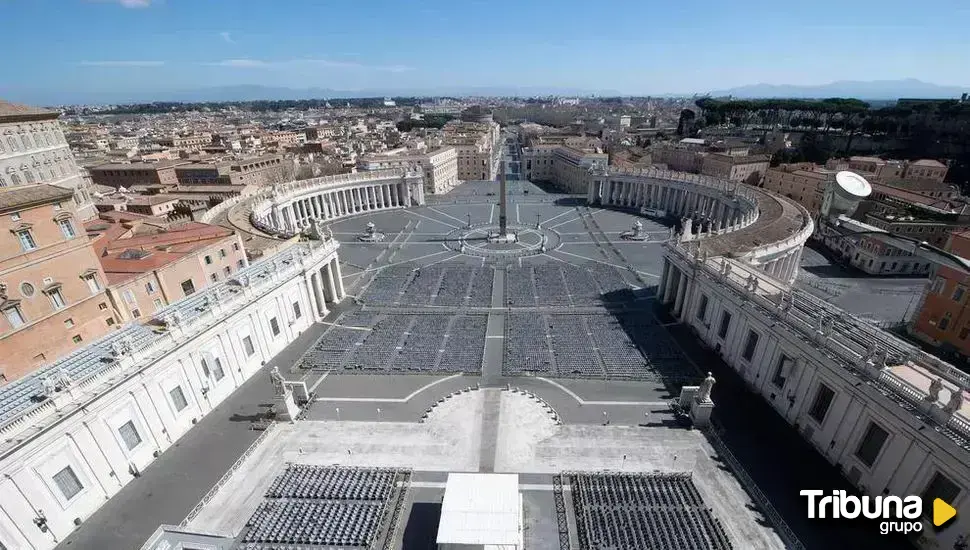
49, 168, 57, 179
21, 135, 31, 149
6, 137, 17, 151
11, 173, 21, 185
36, 133, 47, 147
0, 139, 4, 154
47, 131, 55, 144
23, 169, 35, 184
0, 175, 6, 187
58, 164, 66, 177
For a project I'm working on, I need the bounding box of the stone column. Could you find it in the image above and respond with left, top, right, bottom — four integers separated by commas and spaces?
310, 272, 328, 318
663, 265, 678, 305
657, 260, 670, 302
321, 264, 336, 302
331, 257, 346, 299
673, 269, 688, 314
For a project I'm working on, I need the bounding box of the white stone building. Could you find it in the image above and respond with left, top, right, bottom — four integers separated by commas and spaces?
0, 101, 96, 220
357, 147, 459, 194
0, 241, 343, 550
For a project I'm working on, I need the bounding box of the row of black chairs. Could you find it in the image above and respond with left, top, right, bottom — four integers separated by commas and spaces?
243, 500, 382, 546
504, 313, 554, 374
266, 465, 397, 501
570, 473, 733, 550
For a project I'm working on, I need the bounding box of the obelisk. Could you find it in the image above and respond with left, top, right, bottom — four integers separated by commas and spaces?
498, 160, 508, 236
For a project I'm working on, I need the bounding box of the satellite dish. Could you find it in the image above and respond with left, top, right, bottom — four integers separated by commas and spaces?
822, 171, 872, 218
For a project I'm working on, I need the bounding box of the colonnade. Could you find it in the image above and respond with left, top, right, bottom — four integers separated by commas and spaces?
588, 178, 756, 235
270, 180, 412, 233
304, 256, 345, 319
657, 257, 692, 320
760, 248, 804, 284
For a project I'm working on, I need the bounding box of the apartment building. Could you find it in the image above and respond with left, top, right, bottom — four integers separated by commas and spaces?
442, 120, 501, 181
832, 156, 950, 189
651, 143, 705, 173
124, 195, 180, 217
85, 213, 247, 323
0, 185, 114, 381
358, 147, 459, 194
155, 134, 212, 151
88, 160, 188, 189
909, 231, 970, 357
700, 153, 770, 183
762, 163, 836, 215
0, 100, 96, 219
226, 154, 285, 186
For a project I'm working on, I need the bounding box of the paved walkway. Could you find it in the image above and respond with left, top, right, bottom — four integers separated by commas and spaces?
56, 322, 332, 550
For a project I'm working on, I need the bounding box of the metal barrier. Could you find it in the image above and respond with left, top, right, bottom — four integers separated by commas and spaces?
179, 422, 278, 527
706, 428, 806, 550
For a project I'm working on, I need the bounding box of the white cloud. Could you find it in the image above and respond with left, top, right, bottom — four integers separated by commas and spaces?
205, 58, 413, 72
117, 0, 152, 7
78, 60, 165, 67
208, 59, 268, 68
219, 31, 235, 44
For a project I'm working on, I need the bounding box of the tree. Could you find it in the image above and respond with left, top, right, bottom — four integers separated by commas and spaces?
677, 109, 696, 136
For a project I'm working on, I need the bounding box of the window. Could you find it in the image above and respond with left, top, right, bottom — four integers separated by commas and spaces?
10, 212, 20, 221
145, 281, 156, 294
238, 259, 245, 269
3, 306, 26, 328
921, 473, 961, 518
48, 288, 66, 309
210, 273, 218, 283
64, 318, 74, 328
20, 281, 35, 297
293, 301, 302, 319
131, 308, 141, 319
718, 312, 731, 339
696, 295, 709, 322
123, 289, 136, 304
204, 255, 212, 265
270, 317, 280, 336
242, 335, 255, 356
58, 219, 76, 239
99, 302, 108, 310
153, 298, 163, 309
106, 317, 115, 326
772, 354, 792, 388
53, 466, 83, 500
855, 421, 889, 467
939, 312, 952, 331
117, 420, 142, 451
72, 334, 82, 344
181, 279, 196, 296
16, 229, 36, 251
233, 242, 240, 251
954, 286, 967, 302
170, 386, 189, 411
741, 330, 759, 361
808, 384, 836, 424
219, 248, 226, 258
224, 266, 231, 276
212, 357, 225, 381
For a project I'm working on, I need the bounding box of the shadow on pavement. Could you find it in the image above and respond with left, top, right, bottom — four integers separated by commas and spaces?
402, 502, 442, 550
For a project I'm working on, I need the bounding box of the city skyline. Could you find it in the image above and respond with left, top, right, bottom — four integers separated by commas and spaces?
1, 0, 969, 103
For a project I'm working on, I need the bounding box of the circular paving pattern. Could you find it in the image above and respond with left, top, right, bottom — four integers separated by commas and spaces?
444, 223, 562, 257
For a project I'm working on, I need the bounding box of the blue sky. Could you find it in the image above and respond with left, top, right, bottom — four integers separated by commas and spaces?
1, 0, 968, 102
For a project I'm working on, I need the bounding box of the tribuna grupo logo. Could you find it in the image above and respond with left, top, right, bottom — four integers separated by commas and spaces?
800, 490, 956, 535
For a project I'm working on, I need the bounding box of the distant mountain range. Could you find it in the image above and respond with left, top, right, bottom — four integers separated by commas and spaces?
1, 79, 966, 106
708, 79, 967, 100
